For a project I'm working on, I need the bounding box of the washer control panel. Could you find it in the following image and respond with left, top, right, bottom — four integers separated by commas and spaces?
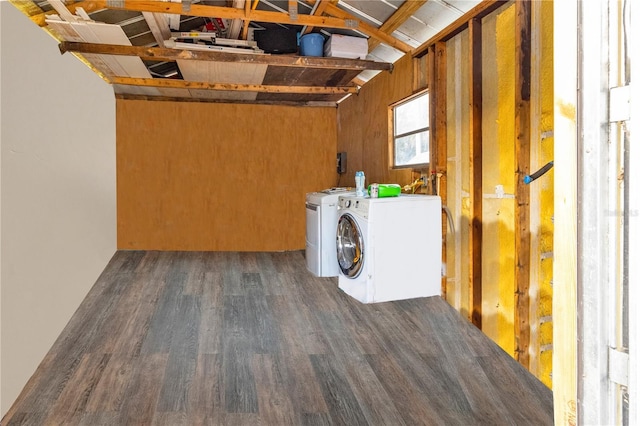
338, 196, 369, 219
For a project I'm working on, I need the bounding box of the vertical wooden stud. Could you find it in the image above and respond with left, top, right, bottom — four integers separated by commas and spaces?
514, 0, 532, 368
469, 17, 483, 329
429, 42, 448, 298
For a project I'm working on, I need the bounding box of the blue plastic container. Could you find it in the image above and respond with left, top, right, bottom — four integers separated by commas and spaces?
299, 33, 324, 57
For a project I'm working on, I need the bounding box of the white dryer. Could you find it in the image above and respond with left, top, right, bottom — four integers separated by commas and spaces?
305, 188, 354, 277
336, 194, 442, 303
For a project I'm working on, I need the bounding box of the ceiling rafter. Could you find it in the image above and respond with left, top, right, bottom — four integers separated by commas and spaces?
37, 0, 362, 31
110, 76, 360, 94
321, 3, 412, 53
301, 0, 335, 35
368, 0, 427, 52
33, 0, 412, 53
58, 41, 394, 71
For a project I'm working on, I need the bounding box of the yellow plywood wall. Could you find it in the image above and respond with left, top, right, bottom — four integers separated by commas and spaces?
336, 55, 416, 188
533, 0, 554, 388
492, 0, 517, 362
116, 99, 337, 251
443, 2, 553, 387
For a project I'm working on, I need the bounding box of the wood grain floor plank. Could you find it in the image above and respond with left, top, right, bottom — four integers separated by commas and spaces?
139, 268, 186, 354
477, 353, 554, 424
223, 347, 259, 414
278, 353, 329, 416
223, 295, 259, 414
266, 295, 306, 354
117, 353, 168, 425
342, 354, 407, 426
85, 354, 134, 413
300, 412, 333, 426
365, 353, 446, 426
309, 354, 368, 426
251, 354, 298, 425
43, 353, 110, 425
156, 296, 200, 412
438, 354, 517, 425
187, 354, 224, 424
2, 251, 553, 426
247, 295, 280, 354
259, 271, 290, 296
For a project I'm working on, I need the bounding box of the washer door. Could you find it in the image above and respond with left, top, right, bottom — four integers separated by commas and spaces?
336, 213, 364, 278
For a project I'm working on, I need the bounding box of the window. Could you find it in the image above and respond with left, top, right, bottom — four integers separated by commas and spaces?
390, 90, 430, 168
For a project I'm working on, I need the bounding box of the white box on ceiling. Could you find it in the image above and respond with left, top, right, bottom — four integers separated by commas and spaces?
324, 34, 368, 60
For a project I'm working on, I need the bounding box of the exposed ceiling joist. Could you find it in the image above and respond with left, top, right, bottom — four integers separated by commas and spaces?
111, 76, 360, 94
142, 12, 171, 47
322, 3, 412, 53
368, 0, 427, 52
302, 0, 334, 35
58, 41, 393, 71
47, 1, 361, 31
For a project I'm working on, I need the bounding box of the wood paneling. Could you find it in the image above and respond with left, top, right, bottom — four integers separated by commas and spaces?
336, 54, 414, 187
116, 99, 337, 251
3, 251, 554, 424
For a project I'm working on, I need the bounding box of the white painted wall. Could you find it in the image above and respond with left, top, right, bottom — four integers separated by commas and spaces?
0, 3, 116, 416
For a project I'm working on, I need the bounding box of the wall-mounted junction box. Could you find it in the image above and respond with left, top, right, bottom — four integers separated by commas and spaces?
337, 152, 347, 174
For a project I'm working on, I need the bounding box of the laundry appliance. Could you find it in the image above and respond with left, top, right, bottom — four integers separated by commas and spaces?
336, 194, 442, 303
305, 188, 354, 277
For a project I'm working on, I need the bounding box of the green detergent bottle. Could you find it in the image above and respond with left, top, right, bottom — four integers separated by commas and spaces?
368, 183, 401, 198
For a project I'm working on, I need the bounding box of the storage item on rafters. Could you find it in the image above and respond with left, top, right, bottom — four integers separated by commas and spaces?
324, 34, 368, 60
299, 33, 324, 57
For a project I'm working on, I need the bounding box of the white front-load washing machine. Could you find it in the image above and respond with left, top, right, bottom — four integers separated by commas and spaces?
336, 194, 442, 303
305, 188, 354, 277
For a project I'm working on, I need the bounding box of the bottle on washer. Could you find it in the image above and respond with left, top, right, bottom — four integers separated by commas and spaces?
355, 171, 365, 196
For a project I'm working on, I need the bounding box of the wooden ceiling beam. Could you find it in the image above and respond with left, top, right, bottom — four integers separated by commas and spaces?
42, 0, 364, 31
59, 41, 394, 71
114, 93, 339, 107
368, 0, 427, 52
142, 12, 171, 47
322, 3, 412, 53
110, 76, 359, 94
301, 0, 334, 35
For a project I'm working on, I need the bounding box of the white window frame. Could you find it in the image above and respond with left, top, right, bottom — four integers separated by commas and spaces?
389, 90, 430, 169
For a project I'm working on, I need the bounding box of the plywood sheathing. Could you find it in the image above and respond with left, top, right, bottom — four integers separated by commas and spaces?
533, 0, 555, 389
445, 32, 470, 317
482, 3, 517, 358
336, 55, 414, 188
116, 99, 337, 251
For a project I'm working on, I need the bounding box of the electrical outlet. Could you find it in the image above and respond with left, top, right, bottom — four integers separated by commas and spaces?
337, 152, 347, 174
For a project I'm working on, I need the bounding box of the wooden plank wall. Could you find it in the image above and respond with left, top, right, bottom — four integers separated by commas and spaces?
116, 99, 337, 251
439, 1, 553, 387
335, 55, 415, 187
553, 0, 578, 422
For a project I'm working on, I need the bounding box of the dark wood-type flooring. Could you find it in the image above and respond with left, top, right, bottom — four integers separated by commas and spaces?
3, 251, 553, 425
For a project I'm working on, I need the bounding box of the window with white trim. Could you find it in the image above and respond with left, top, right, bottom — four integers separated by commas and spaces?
390, 90, 430, 168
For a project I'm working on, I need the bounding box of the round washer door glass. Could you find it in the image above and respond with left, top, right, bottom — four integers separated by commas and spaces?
336, 213, 364, 278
